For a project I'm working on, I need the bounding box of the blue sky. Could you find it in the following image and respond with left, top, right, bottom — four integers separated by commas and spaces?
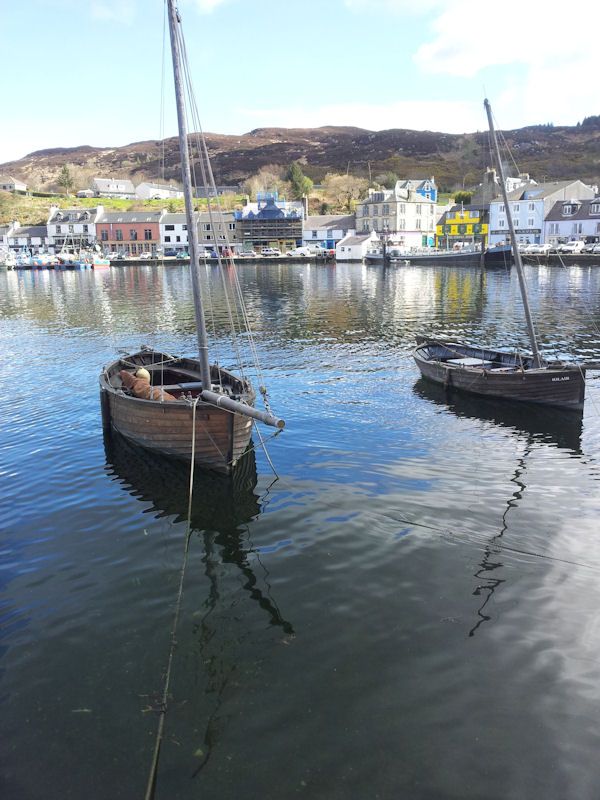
1, 0, 598, 164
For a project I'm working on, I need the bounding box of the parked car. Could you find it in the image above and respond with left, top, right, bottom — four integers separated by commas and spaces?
556, 241, 585, 253
285, 247, 311, 258
261, 247, 282, 257
138, 251, 153, 260
163, 249, 178, 257
176, 251, 189, 259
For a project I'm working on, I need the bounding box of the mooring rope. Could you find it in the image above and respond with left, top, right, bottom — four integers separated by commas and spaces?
144, 396, 201, 800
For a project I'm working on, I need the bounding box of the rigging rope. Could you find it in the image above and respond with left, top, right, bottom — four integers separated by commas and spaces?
144, 396, 201, 800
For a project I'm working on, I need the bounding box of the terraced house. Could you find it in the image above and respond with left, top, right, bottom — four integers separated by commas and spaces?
355, 178, 438, 247
435, 205, 489, 248
95, 211, 162, 255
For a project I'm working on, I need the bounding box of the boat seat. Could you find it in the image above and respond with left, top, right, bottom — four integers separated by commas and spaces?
447, 357, 493, 368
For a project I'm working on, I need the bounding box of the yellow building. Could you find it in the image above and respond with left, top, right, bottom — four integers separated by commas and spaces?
435, 205, 489, 248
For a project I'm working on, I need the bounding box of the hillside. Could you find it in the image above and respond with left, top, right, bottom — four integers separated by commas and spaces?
2, 120, 599, 195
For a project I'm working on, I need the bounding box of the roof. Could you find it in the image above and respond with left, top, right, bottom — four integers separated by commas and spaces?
92, 178, 135, 192
138, 182, 182, 192
437, 204, 489, 224
50, 207, 100, 223
304, 214, 355, 230
97, 211, 163, 223
338, 233, 373, 246
11, 225, 47, 238
495, 180, 590, 203
545, 197, 600, 222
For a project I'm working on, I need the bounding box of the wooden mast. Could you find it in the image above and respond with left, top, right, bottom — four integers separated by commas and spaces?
167, 0, 212, 389
484, 98, 542, 368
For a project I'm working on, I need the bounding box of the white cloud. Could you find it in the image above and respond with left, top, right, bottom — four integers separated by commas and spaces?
344, 0, 443, 13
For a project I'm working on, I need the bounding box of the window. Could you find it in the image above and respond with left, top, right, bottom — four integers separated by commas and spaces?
363, 206, 369, 217
591, 203, 600, 214
228, 223, 235, 231
562, 204, 575, 215
165, 225, 175, 231
182, 224, 187, 231
101, 230, 108, 241
176, 236, 180, 242
68, 225, 74, 233
56, 225, 61, 233
83, 225, 88, 233
362, 221, 369, 232
549, 223, 559, 234
529, 203, 535, 211
573, 223, 583, 234
398, 219, 405, 230
312, 231, 318, 238
373, 219, 378, 230
399, 204, 405, 214
499, 220, 505, 228
499, 204, 505, 213
382, 204, 389, 215
382, 220, 389, 231
203, 223, 212, 231
115, 229, 123, 241
528, 218, 535, 227
373, 205, 378, 216
144, 229, 152, 240
416, 204, 421, 214
415, 219, 421, 229
513, 203, 520, 212
130, 229, 138, 240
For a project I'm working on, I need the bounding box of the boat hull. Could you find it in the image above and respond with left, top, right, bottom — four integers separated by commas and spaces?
413, 340, 586, 410
100, 349, 255, 474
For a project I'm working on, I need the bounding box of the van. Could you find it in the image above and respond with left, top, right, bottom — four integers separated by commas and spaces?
285, 246, 311, 257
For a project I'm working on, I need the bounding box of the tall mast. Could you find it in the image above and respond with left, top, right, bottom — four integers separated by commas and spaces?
167, 0, 212, 389
484, 98, 542, 368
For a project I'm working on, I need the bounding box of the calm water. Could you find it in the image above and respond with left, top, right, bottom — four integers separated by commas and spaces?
2, 261, 600, 800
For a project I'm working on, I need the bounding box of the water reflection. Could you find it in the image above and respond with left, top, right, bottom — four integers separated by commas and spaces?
413, 377, 583, 454
413, 378, 585, 638
103, 431, 294, 782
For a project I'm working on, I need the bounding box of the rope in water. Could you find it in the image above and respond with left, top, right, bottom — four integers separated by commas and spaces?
144, 396, 201, 800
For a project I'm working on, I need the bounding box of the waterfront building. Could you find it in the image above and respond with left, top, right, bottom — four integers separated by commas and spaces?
335, 231, 379, 261
355, 180, 438, 247
435, 205, 489, 248
545, 196, 600, 245
6, 224, 47, 253
46, 205, 104, 252
488, 180, 596, 246
236, 191, 303, 252
302, 214, 355, 250
197, 211, 239, 253
95, 210, 163, 255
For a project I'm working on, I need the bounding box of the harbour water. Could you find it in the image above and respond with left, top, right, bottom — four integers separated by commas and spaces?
2, 261, 600, 799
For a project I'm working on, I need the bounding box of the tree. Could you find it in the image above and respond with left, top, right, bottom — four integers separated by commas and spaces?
453, 191, 473, 205
323, 173, 369, 213
286, 161, 313, 199
57, 165, 75, 196
242, 165, 290, 200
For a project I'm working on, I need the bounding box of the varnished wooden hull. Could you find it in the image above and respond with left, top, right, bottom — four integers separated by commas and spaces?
100, 349, 255, 474
413, 339, 586, 410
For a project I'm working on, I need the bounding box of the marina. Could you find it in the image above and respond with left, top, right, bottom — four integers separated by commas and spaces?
2, 259, 600, 798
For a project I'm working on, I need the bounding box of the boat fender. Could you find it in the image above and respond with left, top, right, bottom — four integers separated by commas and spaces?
136, 368, 151, 382
120, 370, 177, 402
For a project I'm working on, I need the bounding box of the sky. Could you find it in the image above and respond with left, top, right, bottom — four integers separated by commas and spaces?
1, 0, 599, 164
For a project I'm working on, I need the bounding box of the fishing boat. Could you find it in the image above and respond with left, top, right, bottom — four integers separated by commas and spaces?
99, 1, 285, 474
413, 98, 587, 411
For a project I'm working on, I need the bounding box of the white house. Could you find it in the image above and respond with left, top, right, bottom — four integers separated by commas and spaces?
355, 181, 437, 248
46, 205, 104, 252
336, 231, 379, 261
488, 180, 596, 246
302, 214, 355, 250
136, 182, 183, 201
7, 224, 47, 253
545, 196, 600, 244
0, 175, 27, 192
91, 178, 135, 199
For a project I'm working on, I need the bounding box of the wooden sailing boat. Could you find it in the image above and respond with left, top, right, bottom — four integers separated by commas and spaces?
413, 98, 586, 410
99, 0, 284, 474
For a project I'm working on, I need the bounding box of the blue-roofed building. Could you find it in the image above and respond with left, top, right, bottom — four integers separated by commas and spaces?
236, 193, 304, 251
